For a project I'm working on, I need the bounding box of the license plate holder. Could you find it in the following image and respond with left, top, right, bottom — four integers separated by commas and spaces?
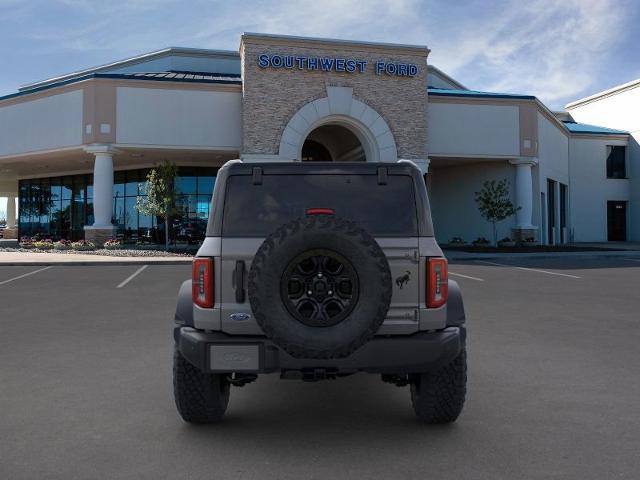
209, 344, 260, 372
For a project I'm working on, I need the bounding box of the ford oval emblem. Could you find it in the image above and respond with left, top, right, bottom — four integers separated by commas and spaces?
230, 312, 251, 321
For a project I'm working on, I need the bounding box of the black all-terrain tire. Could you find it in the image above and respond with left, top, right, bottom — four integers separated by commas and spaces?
248, 215, 392, 359
410, 347, 467, 424
173, 345, 230, 424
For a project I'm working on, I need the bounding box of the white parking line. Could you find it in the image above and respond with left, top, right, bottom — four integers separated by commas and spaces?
449, 271, 485, 282
476, 260, 581, 279
116, 265, 148, 289
0, 266, 52, 286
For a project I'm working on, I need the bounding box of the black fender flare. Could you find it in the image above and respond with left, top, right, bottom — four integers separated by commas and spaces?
446, 279, 466, 326
174, 280, 194, 327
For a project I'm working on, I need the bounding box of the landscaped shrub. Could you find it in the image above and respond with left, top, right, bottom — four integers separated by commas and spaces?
103, 238, 122, 250
19, 236, 34, 249
53, 239, 72, 250
472, 237, 491, 246
135, 240, 159, 249
71, 240, 96, 251
449, 236, 466, 245
33, 239, 54, 250
497, 237, 516, 247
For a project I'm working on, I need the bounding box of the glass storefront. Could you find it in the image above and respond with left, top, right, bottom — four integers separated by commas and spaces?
18, 167, 217, 245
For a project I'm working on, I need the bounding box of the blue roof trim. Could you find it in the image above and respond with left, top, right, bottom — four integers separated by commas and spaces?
562, 121, 628, 135
428, 87, 536, 100
0, 72, 242, 102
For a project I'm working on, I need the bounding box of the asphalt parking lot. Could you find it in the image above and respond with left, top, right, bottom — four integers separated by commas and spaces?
1, 257, 640, 479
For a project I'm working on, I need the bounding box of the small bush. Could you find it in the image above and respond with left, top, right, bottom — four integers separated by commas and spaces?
472, 237, 491, 246
71, 240, 96, 251
103, 238, 122, 250
135, 240, 159, 250
449, 236, 466, 245
33, 239, 54, 250
497, 237, 516, 247
19, 236, 35, 249
54, 239, 72, 250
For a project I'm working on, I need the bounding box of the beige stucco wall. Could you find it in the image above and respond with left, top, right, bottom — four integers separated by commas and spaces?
240, 35, 429, 160
427, 102, 520, 157
569, 136, 630, 242
0, 89, 83, 157
567, 85, 640, 241
430, 161, 517, 243
116, 86, 242, 148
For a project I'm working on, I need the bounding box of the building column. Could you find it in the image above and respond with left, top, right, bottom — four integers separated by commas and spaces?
509, 157, 538, 241
6, 195, 16, 229
83, 145, 117, 246
3, 194, 18, 240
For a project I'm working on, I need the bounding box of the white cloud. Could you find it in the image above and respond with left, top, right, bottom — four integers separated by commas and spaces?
424, 0, 630, 107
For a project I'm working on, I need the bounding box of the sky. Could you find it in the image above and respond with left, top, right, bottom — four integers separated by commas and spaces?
1, 0, 639, 107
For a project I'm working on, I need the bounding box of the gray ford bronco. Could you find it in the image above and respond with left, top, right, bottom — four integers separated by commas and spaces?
173, 160, 467, 424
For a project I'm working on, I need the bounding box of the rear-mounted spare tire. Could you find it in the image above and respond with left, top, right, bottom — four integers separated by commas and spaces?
248, 215, 392, 359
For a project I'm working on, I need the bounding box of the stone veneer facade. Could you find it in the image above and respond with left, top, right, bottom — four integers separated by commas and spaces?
240, 34, 429, 160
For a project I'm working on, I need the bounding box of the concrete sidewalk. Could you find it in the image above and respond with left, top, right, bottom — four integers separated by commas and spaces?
444, 248, 640, 261
0, 251, 192, 266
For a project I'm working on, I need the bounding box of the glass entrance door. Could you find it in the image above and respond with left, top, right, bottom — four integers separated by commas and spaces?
607, 201, 627, 241
547, 179, 556, 245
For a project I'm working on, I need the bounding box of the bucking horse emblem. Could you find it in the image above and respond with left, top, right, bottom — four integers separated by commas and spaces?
395, 270, 411, 289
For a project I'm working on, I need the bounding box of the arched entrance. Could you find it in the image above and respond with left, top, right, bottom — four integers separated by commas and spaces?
277, 86, 398, 163
301, 124, 366, 162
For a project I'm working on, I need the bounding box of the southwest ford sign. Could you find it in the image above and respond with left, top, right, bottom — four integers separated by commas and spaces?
257, 54, 418, 77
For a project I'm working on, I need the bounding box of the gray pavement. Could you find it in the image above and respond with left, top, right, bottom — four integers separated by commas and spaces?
1, 259, 639, 479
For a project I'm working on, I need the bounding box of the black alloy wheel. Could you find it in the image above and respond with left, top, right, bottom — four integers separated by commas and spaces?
281, 249, 359, 327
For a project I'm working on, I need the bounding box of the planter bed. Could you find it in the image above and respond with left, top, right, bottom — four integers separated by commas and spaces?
0, 247, 191, 257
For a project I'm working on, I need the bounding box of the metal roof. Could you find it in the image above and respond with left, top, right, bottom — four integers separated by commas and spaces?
428, 87, 536, 100
562, 121, 628, 135
111, 71, 241, 82
19, 47, 240, 92
0, 71, 241, 103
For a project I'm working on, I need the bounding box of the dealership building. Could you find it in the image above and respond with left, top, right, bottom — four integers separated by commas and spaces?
0, 33, 637, 245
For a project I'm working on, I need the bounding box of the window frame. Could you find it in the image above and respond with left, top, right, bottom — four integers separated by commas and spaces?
606, 145, 627, 180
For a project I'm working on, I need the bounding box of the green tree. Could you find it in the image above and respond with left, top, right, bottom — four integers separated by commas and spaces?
135, 161, 178, 251
474, 179, 520, 246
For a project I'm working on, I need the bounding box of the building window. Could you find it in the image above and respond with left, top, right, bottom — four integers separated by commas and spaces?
560, 183, 568, 243
606, 146, 626, 179
18, 167, 218, 245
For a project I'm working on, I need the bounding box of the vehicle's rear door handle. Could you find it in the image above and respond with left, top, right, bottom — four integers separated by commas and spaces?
233, 260, 246, 303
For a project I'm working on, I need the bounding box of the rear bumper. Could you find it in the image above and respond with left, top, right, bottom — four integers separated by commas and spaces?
174, 326, 465, 375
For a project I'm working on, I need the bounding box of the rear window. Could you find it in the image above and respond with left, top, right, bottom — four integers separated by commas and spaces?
222, 174, 418, 236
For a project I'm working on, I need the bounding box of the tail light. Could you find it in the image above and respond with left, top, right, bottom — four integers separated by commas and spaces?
427, 257, 448, 308
192, 257, 214, 308
306, 207, 335, 215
